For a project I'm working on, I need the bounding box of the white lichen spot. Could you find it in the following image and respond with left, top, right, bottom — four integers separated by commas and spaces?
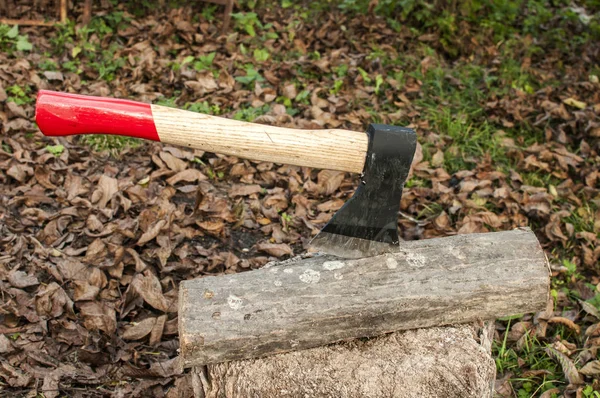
334, 272, 343, 280
274, 280, 283, 287
323, 261, 345, 271
406, 252, 426, 268
227, 295, 244, 310
386, 257, 398, 269
283, 268, 294, 274
299, 269, 320, 284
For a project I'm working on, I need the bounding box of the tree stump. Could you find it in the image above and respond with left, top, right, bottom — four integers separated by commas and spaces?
192, 322, 496, 398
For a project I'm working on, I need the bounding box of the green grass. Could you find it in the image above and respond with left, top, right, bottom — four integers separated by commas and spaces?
80, 135, 141, 156
494, 324, 562, 396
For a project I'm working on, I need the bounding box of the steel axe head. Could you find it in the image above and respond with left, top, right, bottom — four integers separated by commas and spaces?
309, 124, 417, 258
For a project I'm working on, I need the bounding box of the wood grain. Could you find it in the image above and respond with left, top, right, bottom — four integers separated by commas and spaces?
179, 228, 550, 367
151, 104, 369, 173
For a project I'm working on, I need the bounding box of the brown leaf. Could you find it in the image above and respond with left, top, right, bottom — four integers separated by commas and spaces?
431, 150, 444, 167
317, 199, 344, 212
7, 163, 33, 182
149, 314, 168, 346
317, 170, 345, 195
84, 239, 108, 264
35, 282, 73, 319
132, 271, 172, 312
0, 334, 15, 354
8, 270, 39, 288
55, 257, 88, 281
282, 83, 297, 99
229, 184, 262, 197
123, 317, 157, 340
166, 169, 207, 185
160, 151, 188, 172
548, 316, 581, 333
92, 175, 119, 208
137, 219, 168, 245
579, 300, 600, 320
256, 242, 293, 257
6, 101, 27, 118
79, 302, 117, 334
73, 281, 100, 301
546, 346, 584, 385
580, 360, 600, 376
34, 166, 57, 189
197, 219, 225, 236
0, 362, 31, 387
43, 71, 64, 81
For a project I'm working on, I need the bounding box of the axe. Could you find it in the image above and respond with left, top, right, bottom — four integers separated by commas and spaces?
35, 90, 417, 258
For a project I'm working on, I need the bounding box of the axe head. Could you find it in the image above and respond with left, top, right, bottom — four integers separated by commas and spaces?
309, 124, 417, 258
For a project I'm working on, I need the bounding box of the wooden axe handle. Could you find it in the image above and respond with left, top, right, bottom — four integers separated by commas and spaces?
35, 90, 368, 173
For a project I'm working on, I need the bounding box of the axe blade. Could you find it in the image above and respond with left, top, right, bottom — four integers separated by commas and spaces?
309, 124, 417, 258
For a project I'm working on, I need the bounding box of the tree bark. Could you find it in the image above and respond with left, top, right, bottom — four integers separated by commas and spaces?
193, 322, 496, 398
179, 228, 549, 367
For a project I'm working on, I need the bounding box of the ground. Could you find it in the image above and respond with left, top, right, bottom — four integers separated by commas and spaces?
0, 0, 599, 397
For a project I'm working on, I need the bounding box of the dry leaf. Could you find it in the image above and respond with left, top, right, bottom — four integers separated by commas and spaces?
79, 302, 117, 334
546, 346, 584, 385
256, 242, 293, 257
123, 317, 157, 340
137, 219, 168, 245
229, 184, 262, 197
563, 97, 587, 109
579, 360, 600, 376
8, 270, 39, 288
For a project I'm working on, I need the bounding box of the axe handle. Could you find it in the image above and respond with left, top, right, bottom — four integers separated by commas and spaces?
35, 90, 368, 173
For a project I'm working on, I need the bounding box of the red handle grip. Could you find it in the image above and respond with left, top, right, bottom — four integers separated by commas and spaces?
35, 90, 160, 141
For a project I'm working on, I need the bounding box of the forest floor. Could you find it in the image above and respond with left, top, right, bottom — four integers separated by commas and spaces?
0, 1, 599, 397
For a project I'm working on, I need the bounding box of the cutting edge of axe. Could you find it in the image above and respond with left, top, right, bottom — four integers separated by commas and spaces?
35, 90, 417, 258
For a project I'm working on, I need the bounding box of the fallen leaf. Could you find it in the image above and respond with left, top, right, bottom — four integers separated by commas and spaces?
229, 184, 262, 197
8, 270, 39, 288
256, 242, 293, 257
579, 360, 600, 376
79, 302, 117, 334
123, 317, 157, 340
137, 219, 168, 245
563, 97, 587, 109
546, 346, 583, 385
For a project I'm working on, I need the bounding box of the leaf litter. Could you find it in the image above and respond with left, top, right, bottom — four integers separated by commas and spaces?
0, 0, 599, 396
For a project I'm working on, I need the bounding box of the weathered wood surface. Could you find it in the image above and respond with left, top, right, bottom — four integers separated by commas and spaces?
179, 228, 549, 367
193, 322, 496, 398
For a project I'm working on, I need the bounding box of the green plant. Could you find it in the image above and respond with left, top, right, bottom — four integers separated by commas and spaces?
233, 104, 270, 122
232, 12, 262, 36
186, 101, 221, 115
45, 145, 65, 156
193, 52, 216, 71
235, 65, 265, 85
39, 59, 59, 71
80, 135, 141, 156
330, 80, 344, 95
201, 4, 218, 21
6, 85, 33, 105
0, 24, 33, 52
253, 48, 270, 62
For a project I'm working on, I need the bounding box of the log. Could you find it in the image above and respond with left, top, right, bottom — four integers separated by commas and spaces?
179, 228, 550, 367
193, 322, 496, 398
